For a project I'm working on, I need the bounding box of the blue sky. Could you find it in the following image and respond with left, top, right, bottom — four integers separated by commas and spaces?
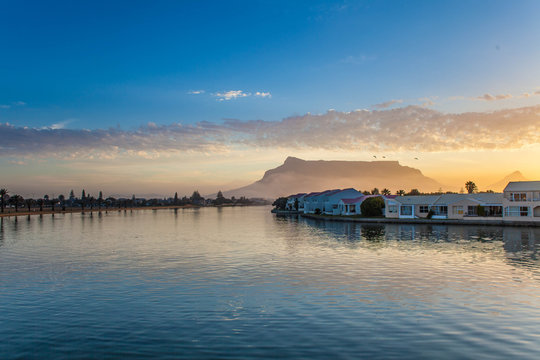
2, 0, 540, 129
1, 1, 540, 196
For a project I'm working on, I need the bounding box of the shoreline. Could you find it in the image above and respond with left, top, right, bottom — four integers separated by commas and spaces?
0, 204, 264, 218
298, 213, 540, 228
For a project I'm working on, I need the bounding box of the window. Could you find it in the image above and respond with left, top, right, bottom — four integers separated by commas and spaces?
453, 206, 464, 215
400, 205, 413, 216
485, 206, 502, 217
332, 204, 338, 209
419, 205, 429, 213
511, 193, 527, 201
388, 205, 397, 213
467, 206, 477, 216
505, 206, 529, 217
432, 205, 448, 215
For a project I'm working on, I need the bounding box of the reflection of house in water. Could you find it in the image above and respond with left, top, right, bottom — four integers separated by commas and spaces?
503, 227, 540, 253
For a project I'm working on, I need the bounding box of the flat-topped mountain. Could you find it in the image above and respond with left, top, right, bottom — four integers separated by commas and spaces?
221, 156, 442, 199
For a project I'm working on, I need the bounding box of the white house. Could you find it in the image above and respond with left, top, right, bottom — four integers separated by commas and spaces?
384, 193, 504, 220
502, 181, 540, 222
338, 194, 392, 216
286, 193, 306, 211
303, 191, 329, 214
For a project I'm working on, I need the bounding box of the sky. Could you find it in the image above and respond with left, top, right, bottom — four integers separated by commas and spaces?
1, 0, 540, 198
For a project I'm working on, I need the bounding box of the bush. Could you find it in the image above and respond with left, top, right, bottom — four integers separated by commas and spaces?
315, 208, 321, 215
272, 197, 288, 210
427, 209, 434, 219
360, 197, 385, 217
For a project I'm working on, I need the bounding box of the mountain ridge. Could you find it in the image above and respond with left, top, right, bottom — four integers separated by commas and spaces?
218, 157, 442, 199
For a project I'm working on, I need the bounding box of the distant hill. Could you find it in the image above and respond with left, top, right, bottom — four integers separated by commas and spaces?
487, 171, 529, 192
219, 156, 442, 199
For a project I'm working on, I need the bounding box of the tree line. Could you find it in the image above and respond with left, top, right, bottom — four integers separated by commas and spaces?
0, 188, 268, 214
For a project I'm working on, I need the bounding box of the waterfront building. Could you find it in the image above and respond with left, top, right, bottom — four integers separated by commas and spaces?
502, 181, 540, 221
338, 194, 395, 216
384, 193, 504, 220
285, 193, 306, 211
322, 188, 363, 215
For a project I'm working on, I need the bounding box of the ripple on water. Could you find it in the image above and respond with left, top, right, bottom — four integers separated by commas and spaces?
0, 209, 539, 359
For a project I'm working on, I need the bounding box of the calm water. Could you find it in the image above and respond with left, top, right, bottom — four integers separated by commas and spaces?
1, 207, 539, 359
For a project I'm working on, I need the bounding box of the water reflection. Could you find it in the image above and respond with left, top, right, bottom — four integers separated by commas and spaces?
278, 215, 540, 275
0, 208, 539, 359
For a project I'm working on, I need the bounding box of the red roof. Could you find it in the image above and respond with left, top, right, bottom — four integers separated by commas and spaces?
341, 196, 365, 204
341, 194, 391, 204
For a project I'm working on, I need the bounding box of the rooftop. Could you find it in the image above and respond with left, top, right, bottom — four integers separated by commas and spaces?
504, 181, 540, 192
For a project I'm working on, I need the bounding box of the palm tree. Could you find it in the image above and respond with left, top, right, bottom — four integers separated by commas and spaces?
25, 198, 34, 212
396, 190, 406, 196
37, 198, 44, 212
98, 191, 103, 210
371, 188, 380, 195
10, 194, 23, 212
465, 181, 477, 194
0, 188, 7, 213
381, 188, 391, 195
58, 194, 65, 211
50, 197, 56, 212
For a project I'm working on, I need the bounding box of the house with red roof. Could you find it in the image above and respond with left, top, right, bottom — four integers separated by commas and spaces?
322, 188, 363, 215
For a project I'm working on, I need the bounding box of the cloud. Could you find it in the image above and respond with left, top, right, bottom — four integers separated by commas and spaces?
188, 90, 205, 95
9, 160, 26, 165
0, 121, 230, 158
254, 91, 271, 98
475, 93, 513, 101
223, 105, 540, 152
448, 95, 465, 101
373, 99, 403, 109
418, 97, 435, 107
0, 101, 26, 109
2, 105, 539, 159
338, 55, 375, 65
214, 90, 250, 101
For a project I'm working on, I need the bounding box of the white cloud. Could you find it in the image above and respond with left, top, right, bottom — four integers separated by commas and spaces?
418, 97, 435, 107
254, 91, 271, 98
0, 104, 10, 109
2, 105, 539, 158
475, 93, 512, 101
188, 90, 205, 95
214, 90, 250, 101
9, 160, 26, 165
13, 101, 26, 106
372, 99, 403, 109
